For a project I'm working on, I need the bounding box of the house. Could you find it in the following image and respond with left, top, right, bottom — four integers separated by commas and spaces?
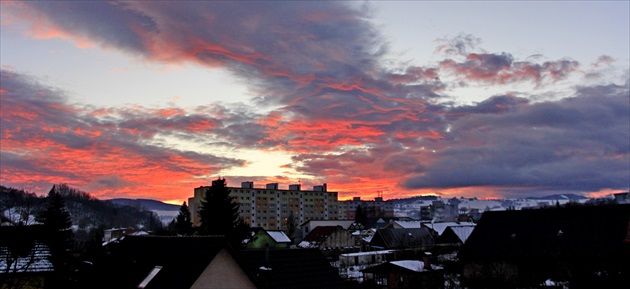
95, 236, 259, 289
436, 225, 476, 245
300, 220, 355, 242
421, 221, 475, 237
239, 248, 346, 289
299, 226, 356, 250
369, 228, 435, 250
362, 258, 444, 289
245, 228, 292, 249
383, 220, 421, 229
337, 250, 395, 281
614, 192, 629, 204
459, 204, 630, 288
0, 225, 54, 289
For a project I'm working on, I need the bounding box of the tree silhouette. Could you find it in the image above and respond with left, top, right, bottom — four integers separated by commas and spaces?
197, 178, 240, 235
40, 186, 72, 232
197, 178, 249, 247
355, 205, 367, 226
39, 185, 74, 287
174, 201, 193, 235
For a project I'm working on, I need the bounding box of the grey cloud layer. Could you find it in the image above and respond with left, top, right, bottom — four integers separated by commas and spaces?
2, 2, 628, 197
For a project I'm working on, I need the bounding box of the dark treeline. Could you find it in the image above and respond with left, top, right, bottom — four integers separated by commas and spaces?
0, 184, 163, 236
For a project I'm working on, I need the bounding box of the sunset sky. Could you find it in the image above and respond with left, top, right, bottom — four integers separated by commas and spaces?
1, 1, 628, 204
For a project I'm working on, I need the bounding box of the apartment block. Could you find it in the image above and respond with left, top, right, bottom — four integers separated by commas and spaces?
338, 196, 395, 220
189, 182, 339, 231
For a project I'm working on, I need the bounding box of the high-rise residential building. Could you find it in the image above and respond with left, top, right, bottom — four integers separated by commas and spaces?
188, 182, 339, 231
337, 196, 395, 220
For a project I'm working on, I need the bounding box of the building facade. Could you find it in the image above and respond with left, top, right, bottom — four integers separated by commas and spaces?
338, 196, 395, 220
189, 182, 339, 231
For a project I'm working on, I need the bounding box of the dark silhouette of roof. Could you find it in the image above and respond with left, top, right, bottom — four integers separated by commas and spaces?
460, 204, 630, 260
239, 248, 345, 289
370, 228, 435, 249
302, 226, 342, 244
94, 236, 258, 289
0, 225, 54, 274
459, 204, 630, 287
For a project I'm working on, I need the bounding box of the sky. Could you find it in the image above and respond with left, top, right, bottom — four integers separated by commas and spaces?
1, 1, 628, 204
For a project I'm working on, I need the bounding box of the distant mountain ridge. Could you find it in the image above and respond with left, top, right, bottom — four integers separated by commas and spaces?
108, 198, 180, 211
527, 194, 588, 201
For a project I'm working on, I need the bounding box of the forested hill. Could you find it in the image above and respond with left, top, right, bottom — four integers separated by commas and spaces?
108, 198, 179, 211
0, 185, 162, 232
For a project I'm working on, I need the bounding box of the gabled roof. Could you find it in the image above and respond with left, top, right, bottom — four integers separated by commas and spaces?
390, 220, 422, 229
266, 230, 291, 243
95, 236, 259, 289
239, 248, 345, 289
460, 204, 630, 260
362, 260, 442, 274
299, 219, 355, 229
370, 228, 435, 249
0, 225, 54, 274
422, 222, 475, 235
438, 225, 476, 244
302, 226, 343, 243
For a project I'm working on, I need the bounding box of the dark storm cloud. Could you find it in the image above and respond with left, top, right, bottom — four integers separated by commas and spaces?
404, 83, 630, 194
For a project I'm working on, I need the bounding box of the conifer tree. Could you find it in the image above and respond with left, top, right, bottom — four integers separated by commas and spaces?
175, 201, 193, 235
41, 185, 72, 232
197, 178, 240, 235
40, 185, 74, 287
355, 205, 367, 226
197, 178, 250, 247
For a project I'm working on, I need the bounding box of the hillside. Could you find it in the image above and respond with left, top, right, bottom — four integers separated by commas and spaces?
0, 185, 163, 233
108, 198, 180, 211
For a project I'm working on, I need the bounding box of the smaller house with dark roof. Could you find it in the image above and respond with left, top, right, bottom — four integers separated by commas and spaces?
239, 248, 346, 289
459, 204, 630, 288
369, 228, 435, 250
362, 257, 444, 289
0, 225, 54, 289
245, 228, 292, 249
95, 236, 259, 289
437, 225, 476, 245
299, 226, 355, 250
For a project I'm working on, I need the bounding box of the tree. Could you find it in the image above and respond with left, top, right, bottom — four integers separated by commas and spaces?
38, 185, 74, 287
286, 211, 296, 240
40, 186, 72, 232
197, 178, 250, 247
174, 202, 193, 235
355, 205, 367, 226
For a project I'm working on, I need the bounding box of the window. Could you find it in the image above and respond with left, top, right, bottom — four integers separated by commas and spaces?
375, 274, 388, 285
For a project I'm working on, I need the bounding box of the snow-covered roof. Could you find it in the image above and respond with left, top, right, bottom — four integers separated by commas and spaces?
448, 225, 476, 243
422, 222, 475, 235
393, 221, 421, 228
340, 250, 394, 257
266, 230, 291, 243
298, 241, 317, 248
0, 242, 54, 273
390, 260, 443, 272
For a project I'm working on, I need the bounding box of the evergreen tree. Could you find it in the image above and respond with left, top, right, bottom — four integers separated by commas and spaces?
174, 201, 193, 235
355, 205, 367, 226
41, 185, 72, 231
40, 185, 74, 287
197, 178, 240, 235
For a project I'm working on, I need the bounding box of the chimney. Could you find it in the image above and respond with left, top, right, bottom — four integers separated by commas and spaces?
423, 252, 432, 271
